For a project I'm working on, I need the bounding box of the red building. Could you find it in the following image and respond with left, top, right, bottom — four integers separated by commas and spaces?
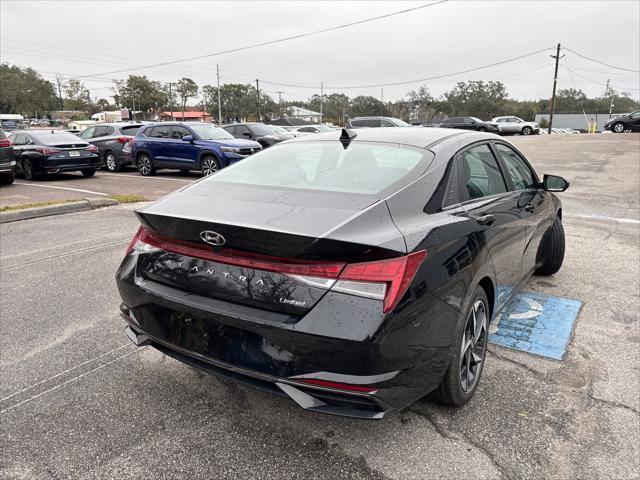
158, 111, 212, 122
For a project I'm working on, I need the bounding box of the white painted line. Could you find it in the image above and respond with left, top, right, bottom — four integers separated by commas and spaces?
568, 213, 640, 225
0, 348, 143, 415
0, 344, 130, 402
98, 172, 194, 183
13, 181, 109, 196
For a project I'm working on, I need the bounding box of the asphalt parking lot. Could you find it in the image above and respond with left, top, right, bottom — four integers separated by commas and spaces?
1, 135, 639, 479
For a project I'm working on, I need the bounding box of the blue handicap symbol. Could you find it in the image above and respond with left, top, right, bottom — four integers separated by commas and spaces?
488, 291, 582, 360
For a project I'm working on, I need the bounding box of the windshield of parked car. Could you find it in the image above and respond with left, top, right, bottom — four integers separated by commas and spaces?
470, 117, 484, 123
270, 126, 288, 134
207, 141, 429, 195
315, 125, 334, 132
390, 118, 411, 127
249, 124, 277, 136
189, 124, 235, 140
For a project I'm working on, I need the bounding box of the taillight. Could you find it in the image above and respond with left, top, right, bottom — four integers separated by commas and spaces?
337, 251, 427, 313
122, 140, 132, 153
87, 145, 98, 153
125, 226, 426, 313
37, 147, 62, 155
117, 136, 133, 144
0, 139, 11, 148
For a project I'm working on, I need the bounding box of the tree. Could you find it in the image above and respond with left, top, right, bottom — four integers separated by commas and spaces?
113, 75, 165, 119
443, 81, 509, 119
349, 96, 389, 118
307, 93, 350, 124
64, 79, 91, 111
175, 77, 198, 120
0, 64, 58, 117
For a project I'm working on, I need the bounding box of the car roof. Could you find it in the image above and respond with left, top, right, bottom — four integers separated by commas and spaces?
286, 127, 497, 150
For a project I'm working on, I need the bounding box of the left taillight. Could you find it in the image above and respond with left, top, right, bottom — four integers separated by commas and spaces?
0, 139, 12, 148
335, 250, 427, 313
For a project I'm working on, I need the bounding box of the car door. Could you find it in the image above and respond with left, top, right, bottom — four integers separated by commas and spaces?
493, 142, 554, 275
456, 143, 529, 309
170, 125, 198, 168
236, 125, 253, 140
146, 125, 172, 165
91, 125, 115, 158
629, 111, 640, 131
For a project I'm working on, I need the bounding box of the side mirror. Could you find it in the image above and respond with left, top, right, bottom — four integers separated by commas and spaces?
182, 135, 194, 143
543, 174, 569, 192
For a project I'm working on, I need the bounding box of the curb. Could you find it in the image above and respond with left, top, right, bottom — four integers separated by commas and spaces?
0, 197, 120, 224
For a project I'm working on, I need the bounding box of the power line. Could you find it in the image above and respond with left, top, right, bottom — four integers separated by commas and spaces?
71, 1, 449, 79
560, 64, 640, 91
565, 47, 640, 73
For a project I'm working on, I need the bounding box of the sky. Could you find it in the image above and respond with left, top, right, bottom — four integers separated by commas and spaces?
1, 0, 639, 104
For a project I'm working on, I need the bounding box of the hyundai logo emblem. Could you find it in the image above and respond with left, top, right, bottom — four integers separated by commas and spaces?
200, 230, 226, 247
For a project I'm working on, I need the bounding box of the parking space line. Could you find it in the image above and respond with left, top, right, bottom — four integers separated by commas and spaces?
98, 172, 194, 183
567, 213, 640, 225
13, 182, 109, 196
0, 347, 144, 415
0, 344, 130, 402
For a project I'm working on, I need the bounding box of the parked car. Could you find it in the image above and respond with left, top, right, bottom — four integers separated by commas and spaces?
603, 110, 640, 133
268, 125, 298, 138
8, 130, 99, 180
0, 130, 16, 185
117, 127, 569, 418
487, 116, 540, 135
131, 122, 262, 176
346, 116, 410, 128
79, 122, 144, 172
223, 122, 290, 148
294, 125, 336, 134
437, 117, 500, 133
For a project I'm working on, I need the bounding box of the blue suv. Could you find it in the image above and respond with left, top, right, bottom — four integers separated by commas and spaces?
131, 122, 262, 176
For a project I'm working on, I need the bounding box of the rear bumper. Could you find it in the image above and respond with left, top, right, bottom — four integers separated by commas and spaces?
0, 160, 16, 174
116, 252, 459, 418
43, 155, 100, 172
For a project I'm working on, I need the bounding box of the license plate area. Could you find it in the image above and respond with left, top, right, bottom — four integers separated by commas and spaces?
69, 151, 80, 157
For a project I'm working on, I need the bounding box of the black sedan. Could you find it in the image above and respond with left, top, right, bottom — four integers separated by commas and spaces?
8, 130, 100, 180
79, 122, 144, 171
603, 110, 640, 133
117, 128, 568, 419
438, 116, 500, 133
0, 129, 16, 184
223, 122, 291, 148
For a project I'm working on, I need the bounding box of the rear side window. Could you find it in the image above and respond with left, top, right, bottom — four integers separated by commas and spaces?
121, 125, 141, 136
171, 126, 191, 140
147, 126, 170, 138
459, 144, 507, 200
208, 141, 429, 195
495, 144, 537, 190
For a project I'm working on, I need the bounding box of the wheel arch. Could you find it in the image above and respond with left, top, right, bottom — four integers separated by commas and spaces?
477, 276, 495, 321
135, 149, 152, 162
198, 150, 222, 168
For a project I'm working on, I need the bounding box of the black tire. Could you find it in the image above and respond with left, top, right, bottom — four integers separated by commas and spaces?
521, 126, 533, 135
431, 286, 489, 407
0, 172, 14, 185
137, 154, 155, 176
612, 122, 625, 133
22, 158, 36, 181
535, 216, 565, 275
201, 156, 220, 176
81, 168, 96, 177
104, 151, 122, 172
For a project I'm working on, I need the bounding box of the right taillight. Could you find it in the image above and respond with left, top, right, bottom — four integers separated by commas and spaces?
336, 250, 427, 313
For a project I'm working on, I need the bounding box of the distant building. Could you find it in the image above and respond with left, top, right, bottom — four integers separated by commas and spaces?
68, 120, 97, 133
159, 111, 212, 122
285, 106, 322, 124
91, 111, 123, 123
535, 112, 627, 132
270, 116, 312, 126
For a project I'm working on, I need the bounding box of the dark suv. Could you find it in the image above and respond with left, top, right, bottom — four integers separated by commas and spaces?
79, 122, 144, 171
223, 123, 291, 148
0, 130, 16, 185
131, 122, 262, 176
438, 117, 500, 133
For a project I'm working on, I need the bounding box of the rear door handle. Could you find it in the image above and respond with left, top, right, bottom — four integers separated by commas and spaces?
475, 214, 495, 226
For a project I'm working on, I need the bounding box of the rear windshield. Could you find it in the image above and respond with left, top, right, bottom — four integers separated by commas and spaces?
121, 125, 142, 136
207, 141, 428, 195
30, 132, 84, 144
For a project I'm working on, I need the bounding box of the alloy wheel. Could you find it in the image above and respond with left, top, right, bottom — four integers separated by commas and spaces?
459, 299, 487, 393
138, 156, 151, 175
202, 157, 218, 176
522, 127, 532, 135
106, 153, 118, 171
613, 123, 624, 133
23, 159, 34, 180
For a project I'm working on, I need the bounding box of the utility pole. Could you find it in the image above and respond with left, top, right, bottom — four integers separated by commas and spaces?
168, 83, 174, 119
320, 81, 324, 124
381, 88, 384, 103
548, 43, 562, 134
256, 78, 261, 122
217, 64, 222, 124
276, 91, 284, 118
606, 79, 614, 118
56, 76, 64, 110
